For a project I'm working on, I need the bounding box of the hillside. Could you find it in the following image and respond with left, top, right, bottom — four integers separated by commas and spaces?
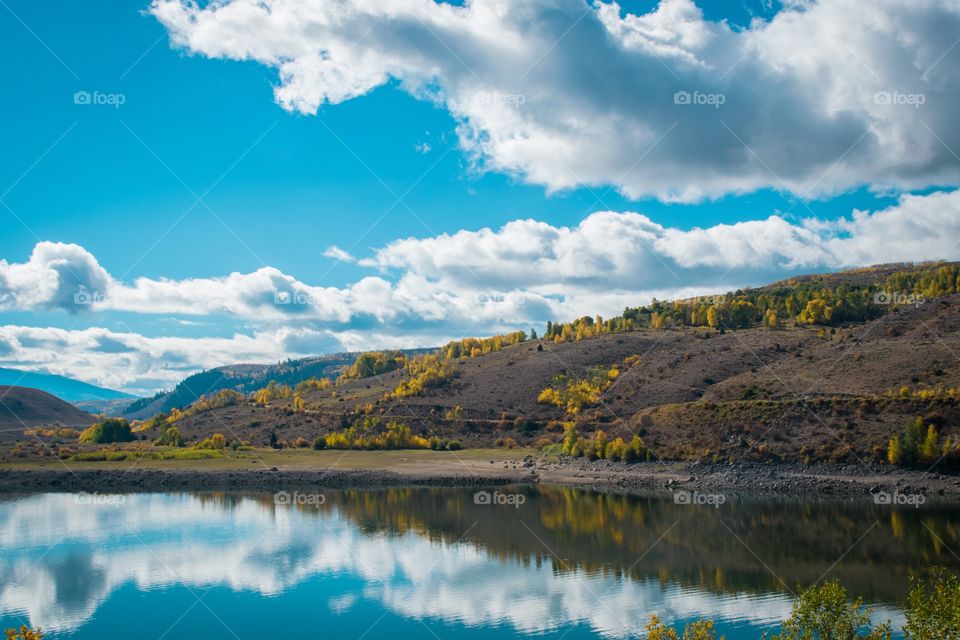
0, 386, 95, 437
0, 368, 134, 403
140, 263, 960, 465
122, 350, 433, 419
8, 262, 959, 467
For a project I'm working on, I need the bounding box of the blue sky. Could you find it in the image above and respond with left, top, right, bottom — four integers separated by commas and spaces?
1, 0, 958, 393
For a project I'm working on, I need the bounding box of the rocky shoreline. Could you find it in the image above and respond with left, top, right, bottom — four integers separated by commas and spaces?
2, 457, 959, 500
542, 458, 960, 501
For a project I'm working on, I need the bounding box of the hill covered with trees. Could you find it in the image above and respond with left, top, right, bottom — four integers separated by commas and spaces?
9, 262, 960, 468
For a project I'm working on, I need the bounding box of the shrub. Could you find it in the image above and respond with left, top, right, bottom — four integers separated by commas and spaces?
79, 418, 134, 444
194, 433, 227, 450
154, 425, 184, 447
320, 421, 432, 451
635, 571, 960, 640
769, 580, 891, 640
338, 350, 406, 382
644, 615, 722, 640
889, 417, 958, 467
446, 439, 462, 451
389, 357, 456, 398
537, 367, 616, 416
182, 389, 244, 416
253, 381, 292, 405
904, 570, 960, 639
295, 377, 332, 393
4, 626, 43, 640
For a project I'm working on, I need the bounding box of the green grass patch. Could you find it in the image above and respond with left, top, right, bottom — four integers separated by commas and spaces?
69, 448, 226, 462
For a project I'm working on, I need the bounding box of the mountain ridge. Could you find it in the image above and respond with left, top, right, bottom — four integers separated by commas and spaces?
0, 368, 134, 403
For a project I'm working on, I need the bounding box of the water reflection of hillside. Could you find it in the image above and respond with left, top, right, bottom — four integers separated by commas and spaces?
0, 488, 953, 636
255, 486, 960, 603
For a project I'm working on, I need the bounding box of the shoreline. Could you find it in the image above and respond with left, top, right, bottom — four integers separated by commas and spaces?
2, 451, 958, 500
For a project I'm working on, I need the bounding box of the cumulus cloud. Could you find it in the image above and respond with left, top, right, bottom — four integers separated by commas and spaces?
364, 190, 960, 292
0, 242, 113, 313
0, 325, 321, 393
323, 245, 356, 262
1, 190, 958, 391
149, 0, 960, 201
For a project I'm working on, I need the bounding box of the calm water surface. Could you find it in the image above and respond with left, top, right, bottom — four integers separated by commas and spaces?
0, 487, 957, 639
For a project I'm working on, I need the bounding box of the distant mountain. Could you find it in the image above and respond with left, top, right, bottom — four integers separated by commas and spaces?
0, 368, 135, 403
0, 386, 95, 438
122, 351, 432, 420
74, 398, 140, 417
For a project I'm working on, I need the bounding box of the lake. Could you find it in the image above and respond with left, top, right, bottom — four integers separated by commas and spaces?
0, 486, 956, 639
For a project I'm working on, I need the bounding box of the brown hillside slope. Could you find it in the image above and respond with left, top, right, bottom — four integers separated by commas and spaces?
157, 293, 960, 464
0, 386, 95, 437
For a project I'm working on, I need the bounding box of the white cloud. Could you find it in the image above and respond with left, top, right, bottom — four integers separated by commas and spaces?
0, 242, 113, 313
323, 245, 356, 262
0, 325, 328, 393
149, 0, 960, 201
1, 190, 958, 391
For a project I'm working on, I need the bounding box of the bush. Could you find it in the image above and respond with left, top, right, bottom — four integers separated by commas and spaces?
644, 615, 721, 640
446, 439, 462, 451
320, 421, 432, 451
769, 580, 891, 640
295, 377, 333, 393
4, 626, 43, 640
154, 425, 184, 447
638, 571, 960, 640
889, 417, 958, 467
253, 381, 292, 405
537, 368, 615, 417
79, 418, 135, 444
312, 436, 326, 450
194, 433, 227, 450
904, 570, 960, 639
